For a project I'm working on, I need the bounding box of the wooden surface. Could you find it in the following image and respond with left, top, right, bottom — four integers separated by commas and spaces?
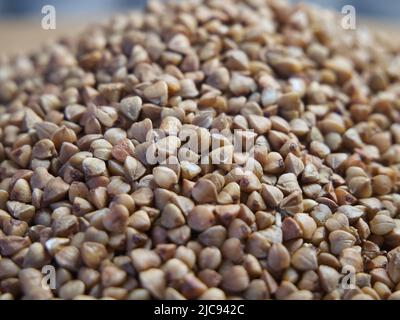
0, 17, 399, 56
0, 19, 87, 56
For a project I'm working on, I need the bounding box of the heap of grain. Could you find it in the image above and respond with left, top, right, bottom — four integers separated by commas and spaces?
0, 0, 400, 300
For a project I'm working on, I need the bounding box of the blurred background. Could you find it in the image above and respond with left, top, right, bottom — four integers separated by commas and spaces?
0, 0, 146, 18
0, 0, 399, 55
0, 0, 400, 19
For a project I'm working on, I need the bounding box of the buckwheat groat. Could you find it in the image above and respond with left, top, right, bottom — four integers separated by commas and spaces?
0, 0, 400, 300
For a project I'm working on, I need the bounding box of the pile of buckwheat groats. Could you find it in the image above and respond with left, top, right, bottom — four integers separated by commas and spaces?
0, 0, 400, 300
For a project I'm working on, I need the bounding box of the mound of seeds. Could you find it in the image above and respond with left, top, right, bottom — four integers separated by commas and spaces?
1, 0, 400, 300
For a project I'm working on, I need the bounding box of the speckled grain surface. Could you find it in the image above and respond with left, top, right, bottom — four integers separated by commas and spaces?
0, 16, 399, 56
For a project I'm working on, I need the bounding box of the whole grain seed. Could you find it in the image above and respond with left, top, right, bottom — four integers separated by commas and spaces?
59, 280, 85, 300
337, 205, 364, 223
285, 153, 305, 177
325, 213, 350, 232
0, 259, 20, 279
198, 247, 221, 270
131, 187, 152, 206
291, 246, 318, 271
55, 246, 80, 271
248, 115, 271, 135
101, 265, 127, 287
19, 268, 53, 299
294, 213, 317, 240
348, 176, 372, 199
198, 288, 226, 300
124, 156, 146, 182
280, 191, 304, 216
23, 243, 49, 268
139, 268, 165, 299
298, 270, 319, 291
119, 96, 142, 121
43, 177, 70, 205
82, 158, 106, 177
191, 179, 218, 204
103, 204, 129, 233
198, 226, 226, 248
228, 218, 251, 240
180, 274, 207, 299
6, 201, 35, 222
153, 166, 178, 189
187, 205, 215, 232
245, 232, 270, 259
81, 242, 108, 269
163, 258, 189, 282
282, 217, 304, 241
167, 225, 191, 245
371, 175, 393, 196
52, 215, 78, 237
268, 243, 291, 272
387, 248, 400, 284
329, 230, 356, 255
340, 247, 364, 272
229, 73, 256, 96
220, 238, 243, 263
277, 173, 301, 195
370, 214, 396, 236
263, 152, 285, 174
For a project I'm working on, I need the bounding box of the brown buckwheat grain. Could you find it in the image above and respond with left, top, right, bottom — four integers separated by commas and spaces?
0, 0, 400, 300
